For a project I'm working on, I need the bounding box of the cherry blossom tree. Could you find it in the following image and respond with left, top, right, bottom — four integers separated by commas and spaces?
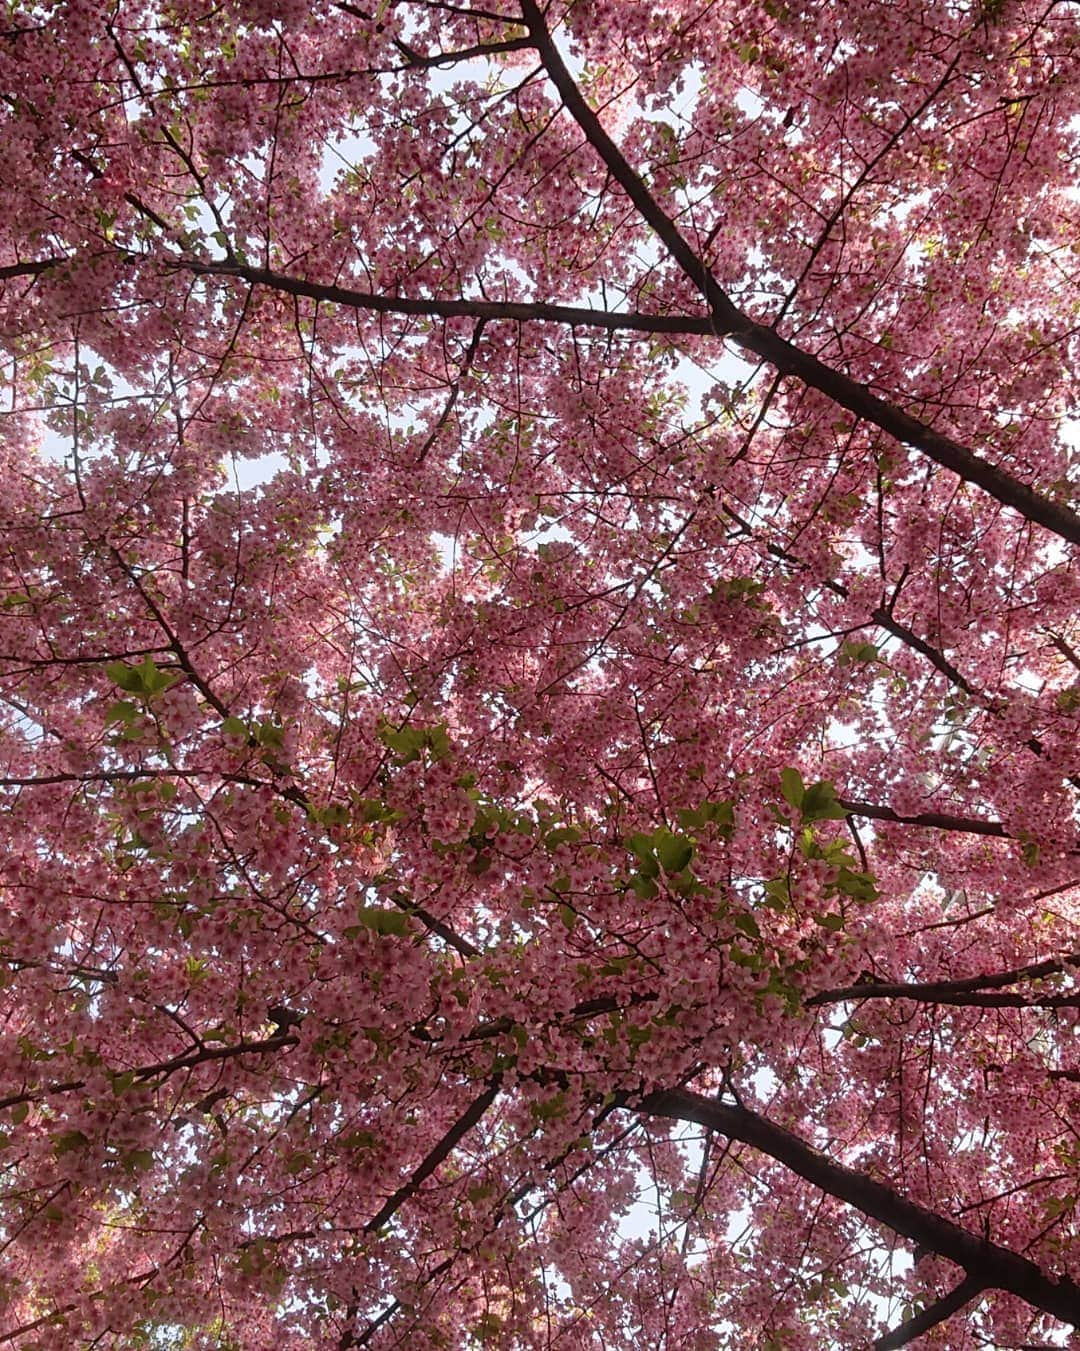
0, 0, 1079, 1345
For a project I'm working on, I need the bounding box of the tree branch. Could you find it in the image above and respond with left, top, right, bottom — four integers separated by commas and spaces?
839, 800, 1009, 838
12, 231, 1080, 543
520, 0, 1080, 546
636, 1087, 1080, 1328
874, 1274, 984, 1350
0, 1031, 299, 1112
808, 949, 1080, 1008
362, 1078, 501, 1233
182, 259, 717, 334
0, 256, 67, 280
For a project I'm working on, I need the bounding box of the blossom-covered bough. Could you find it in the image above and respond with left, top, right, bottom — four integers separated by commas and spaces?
1, 0, 1079, 1345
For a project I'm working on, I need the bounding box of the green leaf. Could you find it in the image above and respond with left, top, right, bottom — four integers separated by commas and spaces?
837, 640, 879, 666
1055, 687, 1080, 714
733, 912, 760, 940
11, 1102, 29, 1125
472, 1314, 503, 1343
815, 912, 845, 932
629, 873, 659, 900
675, 799, 735, 832
427, 725, 452, 760
802, 780, 849, 822
627, 832, 656, 865
705, 799, 736, 837
220, 716, 248, 738
656, 832, 693, 873
355, 907, 411, 937
105, 700, 140, 725
105, 661, 145, 693
638, 852, 660, 879
760, 969, 800, 1013
339, 1129, 378, 1152
356, 797, 399, 825
311, 803, 350, 828
123, 1148, 155, 1174
780, 768, 804, 810
185, 956, 209, 983
557, 904, 577, 931
835, 868, 878, 902
105, 658, 178, 698
255, 720, 285, 750
377, 719, 452, 764
53, 1129, 90, 1156
544, 826, 581, 849
379, 724, 427, 763
532, 1092, 568, 1121
728, 944, 762, 969
763, 877, 790, 912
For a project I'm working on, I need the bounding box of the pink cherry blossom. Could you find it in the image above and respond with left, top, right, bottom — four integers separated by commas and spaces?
0, 0, 1078, 1346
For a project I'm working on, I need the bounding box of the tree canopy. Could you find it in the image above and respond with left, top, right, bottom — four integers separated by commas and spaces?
1, 0, 1079, 1345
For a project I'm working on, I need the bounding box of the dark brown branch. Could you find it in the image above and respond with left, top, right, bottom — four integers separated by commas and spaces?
520, 0, 1080, 546
126, 552, 482, 961
415, 318, 487, 463
725, 502, 1079, 787
839, 800, 1009, 838
455, 992, 659, 1043
636, 1088, 1080, 1327
520, 1, 742, 329
865, 613, 1078, 788
363, 1078, 501, 1233
807, 950, 1080, 1008
0, 256, 66, 280
809, 985, 1080, 1010
182, 259, 717, 334
0, 769, 196, 787
868, 608, 977, 696
0, 1032, 298, 1112
874, 1274, 984, 1350
17, 233, 1080, 544
1046, 631, 1080, 673
392, 34, 534, 68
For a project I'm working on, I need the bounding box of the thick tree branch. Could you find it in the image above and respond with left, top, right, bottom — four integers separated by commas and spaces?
520, 0, 1080, 546
11, 233, 1080, 542
636, 1087, 1080, 1327
874, 1274, 984, 1350
519, 1, 743, 330
867, 609, 978, 696
809, 984, 1080, 1010
808, 950, 1080, 1009
839, 800, 1009, 837
0, 1031, 299, 1112
182, 259, 717, 334
362, 1078, 501, 1233
392, 34, 535, 68
0, 256, 66, 280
